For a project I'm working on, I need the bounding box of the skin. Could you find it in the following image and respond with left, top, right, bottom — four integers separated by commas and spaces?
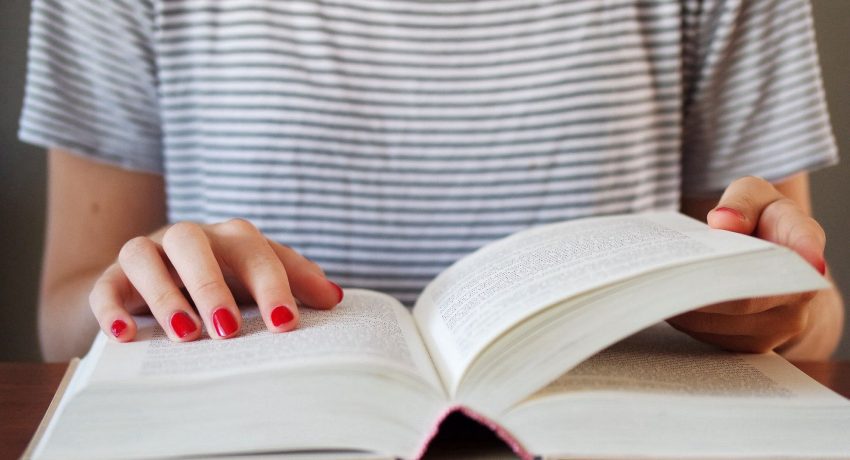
39, 148, 341, 359
38, 148, 844, 361
678, 175, 844, 360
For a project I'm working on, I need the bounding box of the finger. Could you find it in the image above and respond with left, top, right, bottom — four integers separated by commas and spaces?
89, 263, 140, 342
757, 198, 826, 274
706, 176, 826, 274
118, 236, 202, 341
706, 176, 784, 235
696, 292, 816, 314
209, 219, 299, 332
162, 222, 241, 339
668, 303, 809, 338
668, 328, 784, 354
268, 240, 343, 309
268, 241, 326, 277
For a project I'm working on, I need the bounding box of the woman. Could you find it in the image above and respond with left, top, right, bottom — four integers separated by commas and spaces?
20, 0, 843, 361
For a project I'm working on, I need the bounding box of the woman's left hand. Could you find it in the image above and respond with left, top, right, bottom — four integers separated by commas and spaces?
669, 176, 829, 353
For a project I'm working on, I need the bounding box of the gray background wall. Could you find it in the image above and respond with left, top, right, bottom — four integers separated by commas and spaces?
1, 1, 848, 361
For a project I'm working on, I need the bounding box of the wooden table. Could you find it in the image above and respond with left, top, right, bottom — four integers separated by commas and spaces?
3, 361, 849, 459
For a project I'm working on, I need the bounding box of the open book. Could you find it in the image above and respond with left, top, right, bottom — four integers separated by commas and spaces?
28, 212, 850, 459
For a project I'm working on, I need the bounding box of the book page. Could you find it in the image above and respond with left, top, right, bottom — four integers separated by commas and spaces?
34, 290, 450, 460
413, 212, 775, 391
88, 289, 442, 390
533, 323, 844, 403
502, 324, 850, 459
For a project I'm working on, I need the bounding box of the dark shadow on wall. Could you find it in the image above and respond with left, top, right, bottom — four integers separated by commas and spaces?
810, 1, 850, 360
0, 0, 45, 361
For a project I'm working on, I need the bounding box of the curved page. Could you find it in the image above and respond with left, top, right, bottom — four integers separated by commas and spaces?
413, 212, 780, 393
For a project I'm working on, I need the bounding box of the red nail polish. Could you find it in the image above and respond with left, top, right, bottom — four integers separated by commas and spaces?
715, 207, 746, 221
271, 306, 295, 327
213, 308, 238, 337
328, 281, 344, 303
170, 311, 197, 338
110, 319, 127, 338
815, 259, 827, 276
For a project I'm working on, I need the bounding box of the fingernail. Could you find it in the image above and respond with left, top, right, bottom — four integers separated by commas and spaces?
170, 311, 198, 338
213, 308, 238, 337
815, 258, 827, 276
110, 319, 127, 338
714, 207, 746, 221
328, 281, 344, 304
271, 305, 295, 327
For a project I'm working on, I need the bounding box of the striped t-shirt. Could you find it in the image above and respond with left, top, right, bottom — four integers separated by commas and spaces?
19, 0, 837, 305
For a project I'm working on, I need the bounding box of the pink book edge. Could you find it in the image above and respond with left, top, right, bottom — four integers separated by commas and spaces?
413, 405, 533, 460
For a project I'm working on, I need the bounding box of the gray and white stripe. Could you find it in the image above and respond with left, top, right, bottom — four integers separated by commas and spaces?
20, 0, 837, 304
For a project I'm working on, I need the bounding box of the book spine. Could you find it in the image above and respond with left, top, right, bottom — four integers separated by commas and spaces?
413, 405, 533, 460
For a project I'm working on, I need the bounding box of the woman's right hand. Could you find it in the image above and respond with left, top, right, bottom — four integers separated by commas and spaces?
88, 219, 343, 342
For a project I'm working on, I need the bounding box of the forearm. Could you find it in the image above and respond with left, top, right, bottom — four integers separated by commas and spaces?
39, 149, 170, 360
38, 269, 104, 361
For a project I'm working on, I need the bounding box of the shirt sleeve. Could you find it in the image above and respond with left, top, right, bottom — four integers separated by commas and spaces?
680, 0, 838, 196
18, 0, 163, 174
